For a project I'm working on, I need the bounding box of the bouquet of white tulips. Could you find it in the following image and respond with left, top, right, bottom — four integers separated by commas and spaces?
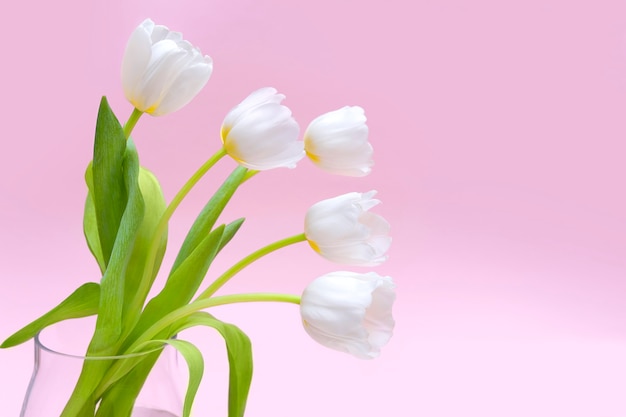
1, 18, 396, 417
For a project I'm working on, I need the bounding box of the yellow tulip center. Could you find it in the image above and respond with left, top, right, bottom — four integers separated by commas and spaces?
305, 149, 320, 163
307, 239, 321, 254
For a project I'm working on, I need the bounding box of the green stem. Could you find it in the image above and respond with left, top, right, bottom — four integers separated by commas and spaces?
242, 169, 259, 183
196, 233, 307, 300
126, 293, 301, 354
126, 147, 228, 323
123, 108, 143, 139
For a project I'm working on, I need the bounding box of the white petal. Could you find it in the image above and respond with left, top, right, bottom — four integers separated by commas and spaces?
151, 59, 213, 116
222, 87, 282, 133
121, 22, 153, 105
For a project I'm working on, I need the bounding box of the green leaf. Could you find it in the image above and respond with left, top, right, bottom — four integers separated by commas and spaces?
159, 339, 204, 417
1, 282, 100, 348
92, 97, 128, 266
84, 165, 167, 291
87, 162, 168, 332
91, 139, 144, 352
171, 166, 247, 272
122, 167, 168, 323
172, 312, 253, 417
216, 217, 245, 255
83, 163, 106, 274
145, 340, 204, 417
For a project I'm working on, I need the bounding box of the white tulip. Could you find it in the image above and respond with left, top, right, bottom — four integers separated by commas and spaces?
304, 191, 391, 266
221, 87, 304, 170
304, 106, 373, 176
300, 271, 396, 359
122, 18, 213, 116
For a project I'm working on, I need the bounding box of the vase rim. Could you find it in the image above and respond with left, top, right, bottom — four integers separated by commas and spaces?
35, 331, 165, 360
34, 318, 166, 361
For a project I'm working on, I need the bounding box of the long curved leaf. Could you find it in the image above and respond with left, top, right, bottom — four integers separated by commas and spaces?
143, 339, 204, 417
171, 312, 253, 417
83, 163, 106, 273
91, 139, 144, 351
171, 166, 247, 272
1, 282, 100, 348
87, 163, 169, 329
92, 97, 128, 266
122, 167, 168, 324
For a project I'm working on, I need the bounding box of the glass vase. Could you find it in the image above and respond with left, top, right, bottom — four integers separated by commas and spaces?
20, 317, 185, 417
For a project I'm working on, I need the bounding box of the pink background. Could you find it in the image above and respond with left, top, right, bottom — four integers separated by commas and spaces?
1, 0, 626, 415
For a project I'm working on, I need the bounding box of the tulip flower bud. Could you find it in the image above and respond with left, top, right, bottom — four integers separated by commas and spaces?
221, 87, 304, 170
122, 18, 213, 116
304, 191, 391, 266
300, 271, 396, 359
304, 106, 373, 176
